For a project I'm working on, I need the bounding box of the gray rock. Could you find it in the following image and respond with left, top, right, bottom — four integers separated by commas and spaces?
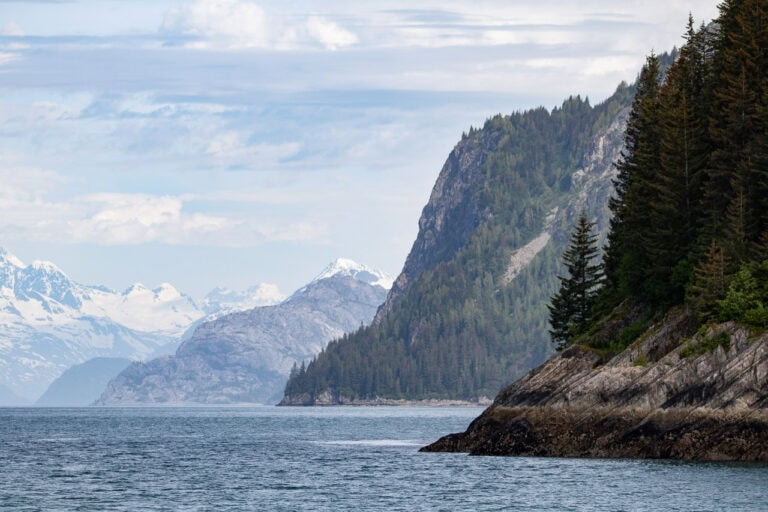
96, 274, 388, 405
422, 310, 768, 461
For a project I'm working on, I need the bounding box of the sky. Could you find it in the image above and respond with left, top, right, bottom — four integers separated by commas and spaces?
0, 0, 720, 300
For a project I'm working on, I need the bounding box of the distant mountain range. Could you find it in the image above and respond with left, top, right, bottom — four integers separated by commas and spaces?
0, 247, 284, 404
96, 259, 391, 405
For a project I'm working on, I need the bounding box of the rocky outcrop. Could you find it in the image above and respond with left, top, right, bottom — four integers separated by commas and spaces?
422, 310, 768, 461
374, 129, 501, 322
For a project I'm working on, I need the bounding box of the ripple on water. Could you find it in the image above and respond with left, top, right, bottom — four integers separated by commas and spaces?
0, 407, 766, 512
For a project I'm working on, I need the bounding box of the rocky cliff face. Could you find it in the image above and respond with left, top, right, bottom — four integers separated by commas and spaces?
375, 130, 500, 321
96, 266, 389, 405
422, 310, 768, 461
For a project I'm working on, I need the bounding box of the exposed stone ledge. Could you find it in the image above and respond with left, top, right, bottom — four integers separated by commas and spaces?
422, 310, 768, 461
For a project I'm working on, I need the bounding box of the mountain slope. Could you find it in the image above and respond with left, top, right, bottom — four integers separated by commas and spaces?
96, 259, 390, 405
36, 357, 132, 406
282, 87, 633, 404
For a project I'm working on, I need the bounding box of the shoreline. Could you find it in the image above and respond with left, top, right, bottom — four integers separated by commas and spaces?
278, 395, 493, 407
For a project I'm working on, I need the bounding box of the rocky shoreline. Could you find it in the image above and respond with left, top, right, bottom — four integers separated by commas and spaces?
421, 311, 768, 461
278, 392, 492, 407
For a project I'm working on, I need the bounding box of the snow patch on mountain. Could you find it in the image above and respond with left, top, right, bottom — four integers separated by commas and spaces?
201, 283, 285, 317
0, 247, 286, 401
311, 258, 393, 290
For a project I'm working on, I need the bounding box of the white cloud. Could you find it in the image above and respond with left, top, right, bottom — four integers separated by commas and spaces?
0, 155, 327, 247
160, 0, 358, 50
68, 193, 229, 245
161, 0, 270, 49
0, 22, 25, 37
205, 132, 300, 165
305, 16, 358, 50
0, 52, 20, 65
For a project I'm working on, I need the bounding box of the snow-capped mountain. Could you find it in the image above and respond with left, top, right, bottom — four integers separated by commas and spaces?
292, 258, 393, 297
200, 284, 285, 316
96, 259, 392, 405
0, 247, 283, 403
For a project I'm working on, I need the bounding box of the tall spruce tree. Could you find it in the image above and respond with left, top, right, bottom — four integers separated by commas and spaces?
548, 213, 603, 349
705, 0, 768, 259
603, 53, 662, 302
649, 17, 711, 302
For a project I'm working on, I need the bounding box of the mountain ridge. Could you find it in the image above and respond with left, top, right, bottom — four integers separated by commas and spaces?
282, 85, 633, 405
0, 247, 290, 402
96, 260, 391, 405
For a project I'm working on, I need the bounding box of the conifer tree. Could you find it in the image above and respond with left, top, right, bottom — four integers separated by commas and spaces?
603, 53, 662, 300
687, 240, 731, 322
705, 0, 768, 253
548, 214, 603, 349
649, 17, 711, 301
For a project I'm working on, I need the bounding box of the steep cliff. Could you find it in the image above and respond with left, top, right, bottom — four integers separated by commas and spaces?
282, 86, 633, 404
422, 311, 768, 461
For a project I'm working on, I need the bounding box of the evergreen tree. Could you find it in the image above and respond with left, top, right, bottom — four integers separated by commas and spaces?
705, 0, 768, 255
649, 16, 711, 302
603, 53, 662, 301
548, 214, 603, 349
688, 240, 731, 322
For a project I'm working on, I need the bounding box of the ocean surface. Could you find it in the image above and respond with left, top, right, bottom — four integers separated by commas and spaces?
1, 406, 766, 511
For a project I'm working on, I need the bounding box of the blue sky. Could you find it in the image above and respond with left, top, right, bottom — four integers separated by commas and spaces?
0, 0, 720, 298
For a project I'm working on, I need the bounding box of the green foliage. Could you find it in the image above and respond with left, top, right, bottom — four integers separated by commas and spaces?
632, 353, 648, 367
717, 260, 768, 328
688, 240, 730, 322
617, 321, 649, 349
600, 4, 768, 329
681, 330, 731, 358
548, 213, 603, 349
284, 90, 634, 402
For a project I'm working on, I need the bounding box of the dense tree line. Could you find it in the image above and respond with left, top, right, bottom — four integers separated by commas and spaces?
285, 87, 634, 402
551, 0, 768, 352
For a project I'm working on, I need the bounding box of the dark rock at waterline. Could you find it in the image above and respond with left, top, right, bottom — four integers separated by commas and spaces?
422, 310, 768, 461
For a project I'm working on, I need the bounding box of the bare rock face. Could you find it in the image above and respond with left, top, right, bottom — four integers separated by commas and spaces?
422, 310, 768, 461
375, 129, 501, 322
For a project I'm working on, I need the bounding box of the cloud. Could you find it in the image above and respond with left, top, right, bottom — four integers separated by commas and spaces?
160, 0, 358, 50
69, 193, 229, 245
0, 152, 328, 247
0, 22, 24, 36
205, 132, 300, 167
160, 0, 270, 49
305, 16, 358, 50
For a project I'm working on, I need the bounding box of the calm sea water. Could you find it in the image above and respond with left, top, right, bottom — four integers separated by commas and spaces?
1, 406, 766, 511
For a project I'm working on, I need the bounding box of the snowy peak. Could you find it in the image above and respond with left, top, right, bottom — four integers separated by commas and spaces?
124, 283, 149, 296
201, 283, 285, 317
0, 248, 24, 269
16, 259, 81, 309
29, 260, 65, 274
154, 283, 182, 302
0, 248, 24, 290
311, 258, 393, 290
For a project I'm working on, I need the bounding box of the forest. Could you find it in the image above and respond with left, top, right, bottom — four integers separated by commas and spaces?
551, 0, 768, 353
284, 84, 633, 401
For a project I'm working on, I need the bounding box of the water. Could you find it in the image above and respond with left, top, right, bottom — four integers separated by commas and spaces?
1, 407, 766, 511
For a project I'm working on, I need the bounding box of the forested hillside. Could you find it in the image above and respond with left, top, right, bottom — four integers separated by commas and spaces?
558, 0, 768, 354
424, 1, 768, 461
282, 82, 635, 403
